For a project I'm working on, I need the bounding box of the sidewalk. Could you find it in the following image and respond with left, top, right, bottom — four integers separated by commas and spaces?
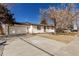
54, 36, 79, 56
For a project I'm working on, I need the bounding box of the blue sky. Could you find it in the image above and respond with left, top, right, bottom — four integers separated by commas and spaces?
7, 3, 79, 24
7, 3, 60, 24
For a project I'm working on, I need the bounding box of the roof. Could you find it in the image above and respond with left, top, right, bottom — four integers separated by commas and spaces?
13, 22, 30, 25
13, 22, 55, 27
31, 24, 54, 27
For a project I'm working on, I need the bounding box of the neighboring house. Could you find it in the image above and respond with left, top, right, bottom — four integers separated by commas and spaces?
3, 22, 55, 35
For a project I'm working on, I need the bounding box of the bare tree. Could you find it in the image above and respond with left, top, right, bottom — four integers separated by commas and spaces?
40, 9, 48, 25
42, 3, 79, 32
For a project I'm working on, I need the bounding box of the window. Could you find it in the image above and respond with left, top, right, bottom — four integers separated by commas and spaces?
37, 26, 41, 30
47, 26, 49, 29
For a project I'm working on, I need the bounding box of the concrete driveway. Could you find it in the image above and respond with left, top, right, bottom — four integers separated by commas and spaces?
19, 35, 66, 55
2, 36, 50, 56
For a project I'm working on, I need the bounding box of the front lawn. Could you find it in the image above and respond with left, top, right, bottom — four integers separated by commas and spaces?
37, 32, 78, 43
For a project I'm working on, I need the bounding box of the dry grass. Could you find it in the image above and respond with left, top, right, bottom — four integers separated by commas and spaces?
37, 32, 78, 43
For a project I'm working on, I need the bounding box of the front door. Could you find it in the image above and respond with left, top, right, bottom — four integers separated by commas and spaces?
44, 26, 46, 32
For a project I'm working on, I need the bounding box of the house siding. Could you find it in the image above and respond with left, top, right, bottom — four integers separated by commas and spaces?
32, 26, 44, 33
32, 25, 55, 33
46, 29, 55, 33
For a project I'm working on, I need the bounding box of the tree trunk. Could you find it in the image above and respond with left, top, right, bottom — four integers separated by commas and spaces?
0, 25, 4, 35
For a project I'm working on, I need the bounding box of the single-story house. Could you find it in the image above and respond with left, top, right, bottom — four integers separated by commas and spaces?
2, 22, 55, 35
